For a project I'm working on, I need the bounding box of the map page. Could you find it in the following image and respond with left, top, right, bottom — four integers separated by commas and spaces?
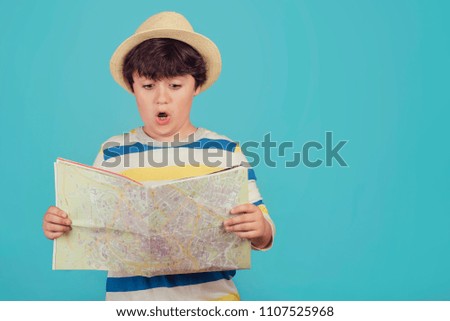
53, 158, 250, 276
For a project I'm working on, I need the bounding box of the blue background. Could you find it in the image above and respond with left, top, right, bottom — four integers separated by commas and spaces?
1, 0, 449, 300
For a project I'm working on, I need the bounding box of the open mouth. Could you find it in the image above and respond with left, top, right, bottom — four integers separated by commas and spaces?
156, 112, 170, 125
157, 112, 168, 120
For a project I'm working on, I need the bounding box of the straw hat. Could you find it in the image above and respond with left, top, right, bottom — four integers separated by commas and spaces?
110, 11, 222, 94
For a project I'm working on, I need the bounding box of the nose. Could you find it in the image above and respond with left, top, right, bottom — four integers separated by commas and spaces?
154, 84, 170, 105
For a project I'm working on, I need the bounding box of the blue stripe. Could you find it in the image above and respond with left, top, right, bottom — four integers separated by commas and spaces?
103, 138, 237, 161
103, 142, 155, 160
106, 270, 236, 292
248, 168, 257, 181
253, 200, 264, 207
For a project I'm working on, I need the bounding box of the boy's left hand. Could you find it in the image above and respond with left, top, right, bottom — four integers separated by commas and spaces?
224, 203, 272, 249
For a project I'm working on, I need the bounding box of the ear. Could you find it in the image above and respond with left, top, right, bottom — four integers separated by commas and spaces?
193, 86, 201, 96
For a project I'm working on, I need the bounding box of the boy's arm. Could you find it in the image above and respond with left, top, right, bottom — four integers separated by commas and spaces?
224, 145, 275, 250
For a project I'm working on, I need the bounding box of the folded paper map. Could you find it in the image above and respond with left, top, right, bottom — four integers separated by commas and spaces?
53, 158, 250, 276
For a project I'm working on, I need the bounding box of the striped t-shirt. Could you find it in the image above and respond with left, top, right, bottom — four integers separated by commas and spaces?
92, 126, 275, 300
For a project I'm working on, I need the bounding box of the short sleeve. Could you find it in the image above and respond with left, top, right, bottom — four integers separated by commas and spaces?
92, 146, 104, 168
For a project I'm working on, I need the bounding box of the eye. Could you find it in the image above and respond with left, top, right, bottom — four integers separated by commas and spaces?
143, 84, 154, 89
170, 84, 182, 89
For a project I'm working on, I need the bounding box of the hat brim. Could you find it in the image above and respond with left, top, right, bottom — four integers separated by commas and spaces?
110, 29, 222, 94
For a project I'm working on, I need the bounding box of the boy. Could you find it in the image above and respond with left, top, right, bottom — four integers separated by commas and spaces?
42, 11, 274, 301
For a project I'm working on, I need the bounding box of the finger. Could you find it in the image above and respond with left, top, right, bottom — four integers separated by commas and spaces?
43, 222, 72, 233
44, 213, 72, 226
45, 231, 65, 240
46, 206, 68, 218
230, 203, 256, 215
234, 231, 259, 239
224, 213, 254, 227
225, 222, 255, 233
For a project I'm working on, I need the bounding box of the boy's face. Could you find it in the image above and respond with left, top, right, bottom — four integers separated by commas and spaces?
132, 72, 200, 142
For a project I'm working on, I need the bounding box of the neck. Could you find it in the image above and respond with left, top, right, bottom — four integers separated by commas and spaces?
142, 125, 198, 142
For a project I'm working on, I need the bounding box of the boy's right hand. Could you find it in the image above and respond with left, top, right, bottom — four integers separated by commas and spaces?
42, 206, 72, 240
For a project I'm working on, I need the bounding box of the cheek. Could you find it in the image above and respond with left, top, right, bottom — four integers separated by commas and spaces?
179, 96, 194, 116
135, 92, 148, 106
135, 97, 154, 119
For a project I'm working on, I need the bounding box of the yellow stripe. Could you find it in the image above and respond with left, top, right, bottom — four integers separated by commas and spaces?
258, 204, 269, 215
211, 292, 240, 301
234, 144, 241, 153
119, 165, 224, 182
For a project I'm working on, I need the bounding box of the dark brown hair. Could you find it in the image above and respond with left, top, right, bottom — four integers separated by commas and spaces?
122, 38, 207, 92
